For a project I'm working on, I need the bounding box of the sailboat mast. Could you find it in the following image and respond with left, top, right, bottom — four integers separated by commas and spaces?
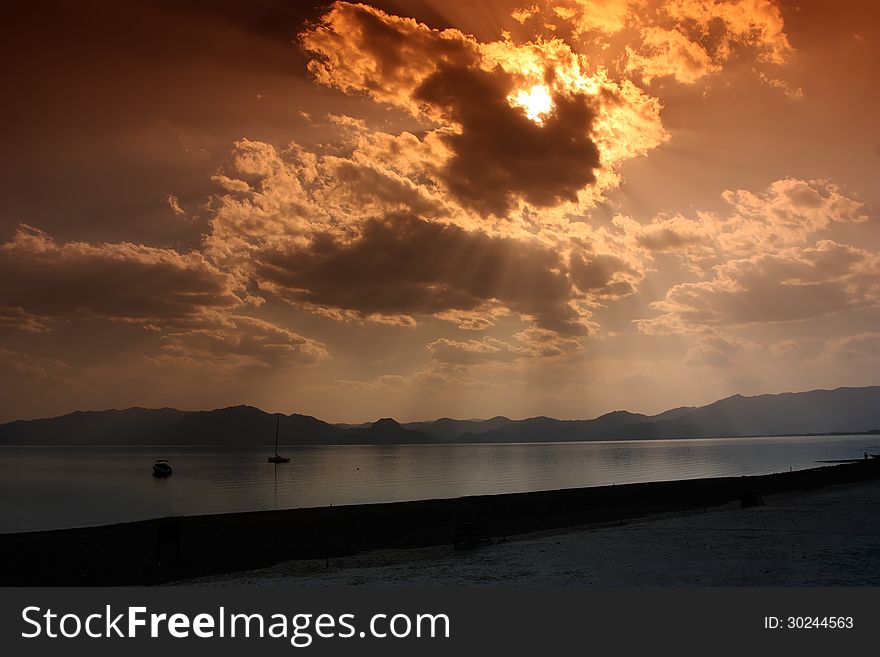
275, 416, 280, 454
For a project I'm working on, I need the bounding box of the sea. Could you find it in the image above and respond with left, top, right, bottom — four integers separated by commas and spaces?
1, 434, 877, 533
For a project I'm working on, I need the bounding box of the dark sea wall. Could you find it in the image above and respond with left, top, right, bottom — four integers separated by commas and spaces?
1, 459, 878, 586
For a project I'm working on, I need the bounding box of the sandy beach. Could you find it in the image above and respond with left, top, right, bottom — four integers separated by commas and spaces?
186, 478, 880, 587
4, 459, 877, 586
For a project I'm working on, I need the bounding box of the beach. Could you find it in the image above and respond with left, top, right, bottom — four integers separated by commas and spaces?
187, 477, 880, 587
2, 459, 878, 586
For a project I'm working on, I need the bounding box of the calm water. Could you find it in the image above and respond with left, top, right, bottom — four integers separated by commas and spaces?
1, 435, 877, 533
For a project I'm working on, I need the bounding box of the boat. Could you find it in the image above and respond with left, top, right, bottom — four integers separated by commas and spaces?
152, 459, 173, 477
268, 416, 290, 463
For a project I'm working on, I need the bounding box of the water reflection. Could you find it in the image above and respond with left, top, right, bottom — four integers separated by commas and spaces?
1, 435, 877, 533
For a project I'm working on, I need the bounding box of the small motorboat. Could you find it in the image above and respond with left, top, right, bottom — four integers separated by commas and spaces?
152, 459, 173, 477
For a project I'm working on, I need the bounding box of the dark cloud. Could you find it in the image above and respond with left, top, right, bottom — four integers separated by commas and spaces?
568, 252, 636, 297
303, 2, 602, 216
633, 226, 705, 251
414, 64, 600, 215
0, 225, 240, 327
253, 213, 588, 334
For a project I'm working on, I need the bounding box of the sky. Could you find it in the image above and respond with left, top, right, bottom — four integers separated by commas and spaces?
1, 0, 878, 423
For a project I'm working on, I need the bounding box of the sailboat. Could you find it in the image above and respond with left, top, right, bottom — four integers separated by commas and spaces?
268, 416, 290, 463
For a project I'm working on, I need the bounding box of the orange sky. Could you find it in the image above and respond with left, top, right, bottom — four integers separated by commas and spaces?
1, 0, 878, 422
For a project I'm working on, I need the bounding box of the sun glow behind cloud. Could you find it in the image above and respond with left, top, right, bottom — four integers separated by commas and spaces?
509, 84, 554, 123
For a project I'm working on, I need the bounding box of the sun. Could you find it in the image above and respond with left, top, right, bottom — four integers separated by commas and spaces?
509, 84, 554, 123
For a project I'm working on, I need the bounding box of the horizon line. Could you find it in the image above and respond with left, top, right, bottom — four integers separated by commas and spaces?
3, 383, 878, 427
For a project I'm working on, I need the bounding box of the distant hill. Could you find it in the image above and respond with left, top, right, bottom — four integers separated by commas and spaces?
614, 387, 880, 439
0, 408, 187, 444
0, 386, 878, 445
341, 418, 436, 445
464, 387, 880, 443
0, 405, 345, 445
401, 416, 515, 440
456, 410, 650, 443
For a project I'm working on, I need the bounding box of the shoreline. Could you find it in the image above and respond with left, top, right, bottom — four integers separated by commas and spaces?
192, 477, 880, 587
2, 428, 879, 446
1, 458, 878, 586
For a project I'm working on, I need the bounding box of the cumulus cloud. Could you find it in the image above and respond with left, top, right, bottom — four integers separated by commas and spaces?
252, 213, 589, 335
0, 225, 241, 329
516, 0, 793, 86
662, 0, 791, 64
568, 251, 640, 298
210, 1, 800, 350
426, 337, 530, 365
206, 136, 450, 264
434, 309, 503, 332
625, 26, 719, 84
0, 224, 333, 379
639, 241, 880, 332
204, 128, 651, 337
614, 213, 712, 266
150, 315, 329, 376
414, 62, 600, 215
618, 178, 870, 272
186, 4, 678, 340
301, 1, 667, 216
554, 0, 639, 35
718, 178, 869, 253
629, 179, 876, 362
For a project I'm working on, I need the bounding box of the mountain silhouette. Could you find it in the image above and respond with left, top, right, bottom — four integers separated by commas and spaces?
401, 416, 515, 440
0, 406, 344, 445
0, 386, 878, 445
612, 387, 880, 439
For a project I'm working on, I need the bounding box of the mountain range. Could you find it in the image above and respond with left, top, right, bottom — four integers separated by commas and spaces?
1, 386, 878, 445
